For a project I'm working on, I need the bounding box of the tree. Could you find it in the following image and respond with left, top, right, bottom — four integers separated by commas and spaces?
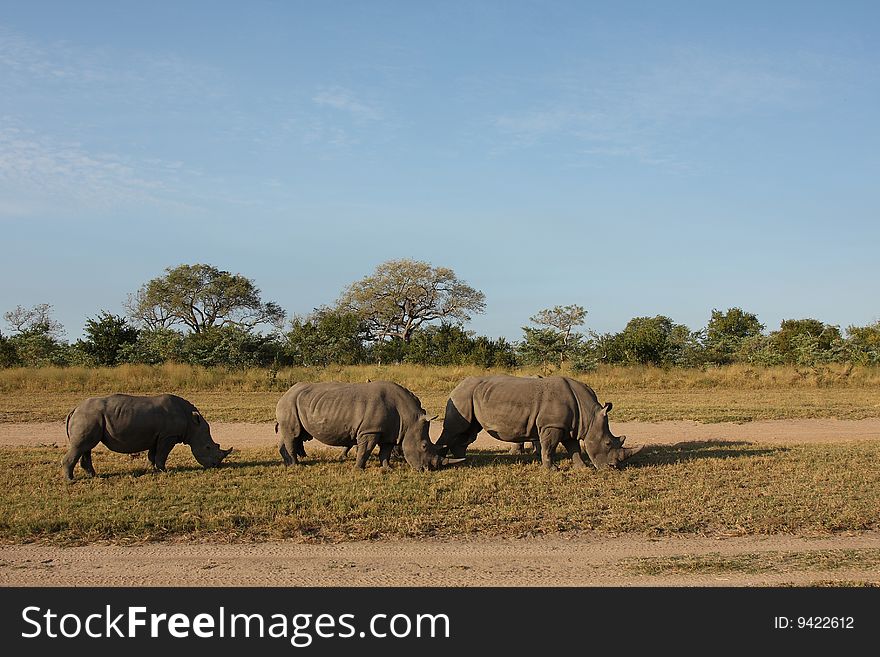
401, 323, 516, 367
337, 259, 486, 343
117, 328, 184, 365
0, 331, 19, 367
3, 303, 70, 366
527, 304, 587, 367
126, 264, 284, 333
845, 322, 880, 365
285, 308, 369, 366
179, 326, 283, 368
77, 311, 139, 366
704, 308, 764, 364
616, 315, 698, 366
518, 326, 567, 366
4, 303, 64, 338
771, 319, 841, 363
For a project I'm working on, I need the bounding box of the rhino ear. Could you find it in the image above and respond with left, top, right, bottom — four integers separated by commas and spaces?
191, 411, 202, 425
602, 402, 613, 415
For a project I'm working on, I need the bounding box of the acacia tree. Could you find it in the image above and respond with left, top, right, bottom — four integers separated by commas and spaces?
2, 303, 69, 366
126, 264, 284, 333
526, 304, 587, 367
4, 303, 64, 338
337, 259, 486, 343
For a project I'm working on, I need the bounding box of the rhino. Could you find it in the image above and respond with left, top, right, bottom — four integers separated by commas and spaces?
436, 375, 643, 470
274, 381, 464, 471
62, 394, 232, 481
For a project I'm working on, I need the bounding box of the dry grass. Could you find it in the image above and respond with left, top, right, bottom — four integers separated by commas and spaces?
2, 440, 878, 545
2, 363, 880, 423
620, 549, 880, 576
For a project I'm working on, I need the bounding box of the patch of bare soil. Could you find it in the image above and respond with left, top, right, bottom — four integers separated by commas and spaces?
2, 418, 879, 449
2, 533, 879, 587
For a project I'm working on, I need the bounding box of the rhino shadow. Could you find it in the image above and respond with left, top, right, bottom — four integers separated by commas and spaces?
451, 441, 785, 469
637, 440, 786, 466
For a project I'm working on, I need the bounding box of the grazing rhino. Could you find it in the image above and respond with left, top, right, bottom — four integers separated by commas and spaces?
436, 375, 643, 470
63, 394, 232, 481
274, 381, 463, 471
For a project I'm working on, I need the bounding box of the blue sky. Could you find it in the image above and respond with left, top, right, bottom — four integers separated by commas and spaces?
1, 1, 878, 340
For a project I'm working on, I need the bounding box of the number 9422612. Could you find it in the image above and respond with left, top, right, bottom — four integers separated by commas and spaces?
798, 617, 854, 629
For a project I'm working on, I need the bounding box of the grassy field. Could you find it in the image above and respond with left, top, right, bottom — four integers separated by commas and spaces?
620, 549, 880, 576
2, 363, 880, 423
2, 440, 878, 545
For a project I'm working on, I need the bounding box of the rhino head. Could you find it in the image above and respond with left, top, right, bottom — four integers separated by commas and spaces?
187, 411, 233, 468
583, 402, 642, 470
402, 414, 466, 471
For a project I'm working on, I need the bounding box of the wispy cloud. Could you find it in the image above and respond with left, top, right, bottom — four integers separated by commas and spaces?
490, 47, 824, 169
312, 86, 383, 122
0, 120, 204, 216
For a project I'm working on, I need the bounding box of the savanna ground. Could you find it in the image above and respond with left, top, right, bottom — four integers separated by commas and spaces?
1, 364, 879, 586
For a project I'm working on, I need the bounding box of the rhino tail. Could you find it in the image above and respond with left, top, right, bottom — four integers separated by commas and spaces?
65, 409, 74, 439
274, 421, 279, 434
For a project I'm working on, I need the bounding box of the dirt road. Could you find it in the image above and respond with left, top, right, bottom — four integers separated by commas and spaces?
2, 533, 879, 587
3, 417, 879, 448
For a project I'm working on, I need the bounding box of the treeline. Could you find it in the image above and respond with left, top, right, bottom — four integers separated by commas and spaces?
2, 261, 879, 370
3, 304, 879, 371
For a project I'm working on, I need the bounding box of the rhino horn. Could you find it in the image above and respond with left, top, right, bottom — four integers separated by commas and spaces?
423, 414, 439, 422
621, 444, 643, 460
221, 447, 233, 459
440, 456, 466, 466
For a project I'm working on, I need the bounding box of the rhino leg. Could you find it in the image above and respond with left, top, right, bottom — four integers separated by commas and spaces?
447, 426, 480, 459
538, 428, 564, 470
279, 435, 305, 466
339, 444, 354, 461
354, 433, 379, 470
561, 438, 587, 470
508, 443, 525, 455
377, 442, 394, 471
147, 446, 157, 467
62, 424, 101, 482
152, 436, 178, 472
79, 450, 97, 477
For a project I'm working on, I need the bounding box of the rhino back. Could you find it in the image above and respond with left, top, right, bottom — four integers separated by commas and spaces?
293, 381, 422, 444
71, 394, 192, 451
471, 375, 581, 440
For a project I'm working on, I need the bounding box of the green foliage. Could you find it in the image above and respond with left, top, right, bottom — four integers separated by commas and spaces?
771, 319, 842, 364
337, 259, 486, 342
518, 326, 568, 366
177, 326, 282, 368
736, 334, 786, 366
843, 322, 880, 365
0, 332, 17, 368
127, 263, 284, 333
118, 328, 185, 365
524, 304, 587, 366
2, 304, 71, 367
705, 308, 764, 364
401, 323, 516, 368
76, 312, 139, 366
285, 309, 369, 366
618, 315, 699, 366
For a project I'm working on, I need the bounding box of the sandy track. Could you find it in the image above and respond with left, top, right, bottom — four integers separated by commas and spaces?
2, 418, 879, 449
2, 533, 878, 587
